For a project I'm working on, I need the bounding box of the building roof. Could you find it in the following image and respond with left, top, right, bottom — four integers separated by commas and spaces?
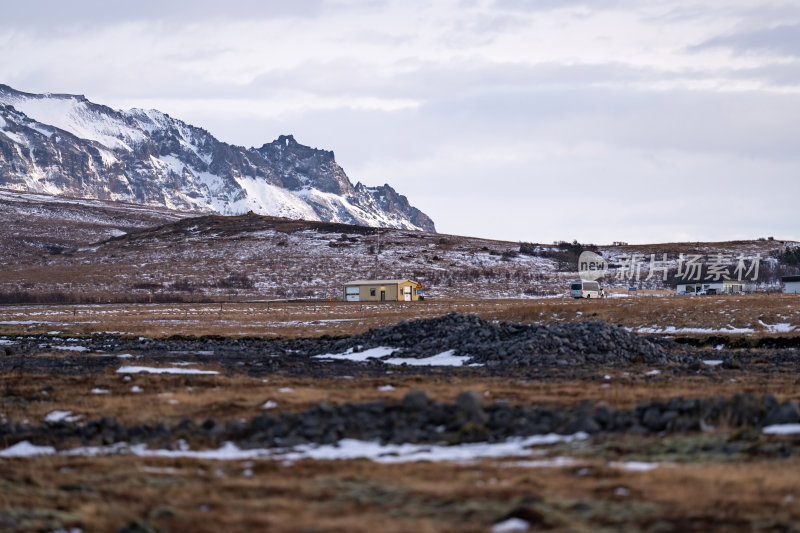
344, 279, 418, 286
782, 275, 800, 283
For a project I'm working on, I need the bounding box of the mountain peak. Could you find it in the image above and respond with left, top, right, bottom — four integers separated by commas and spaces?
0, 84, 435, 232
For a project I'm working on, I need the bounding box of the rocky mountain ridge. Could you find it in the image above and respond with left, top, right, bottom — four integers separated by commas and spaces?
0, 84, 434, 231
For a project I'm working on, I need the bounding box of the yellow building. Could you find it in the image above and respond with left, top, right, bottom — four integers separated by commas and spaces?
343, 279, 423, 302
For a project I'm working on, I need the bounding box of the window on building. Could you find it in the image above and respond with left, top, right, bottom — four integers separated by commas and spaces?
370, 288, 376, 296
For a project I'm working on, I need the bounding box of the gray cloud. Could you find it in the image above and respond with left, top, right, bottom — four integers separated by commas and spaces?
692, 23, 800, 57
492, 0, 622, 12
0, 0, 322, 33
1, 0, 798, 243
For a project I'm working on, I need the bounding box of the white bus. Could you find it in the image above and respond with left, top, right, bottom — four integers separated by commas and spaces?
570, 280, 604, 299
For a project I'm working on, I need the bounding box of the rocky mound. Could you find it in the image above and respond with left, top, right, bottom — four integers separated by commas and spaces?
321, 313, 682, 366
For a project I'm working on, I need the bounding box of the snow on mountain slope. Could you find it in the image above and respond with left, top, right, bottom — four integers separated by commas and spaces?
0, 89, 145, 151
0, 84, 435, 232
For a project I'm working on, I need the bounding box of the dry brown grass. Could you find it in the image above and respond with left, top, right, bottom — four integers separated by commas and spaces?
2, 451, 799, 532
497, 293, 800, 336
4, 369, 798, 427
0, 294, 797, 338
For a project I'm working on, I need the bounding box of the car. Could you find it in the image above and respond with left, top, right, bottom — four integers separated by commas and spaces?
570, 280, 604, 298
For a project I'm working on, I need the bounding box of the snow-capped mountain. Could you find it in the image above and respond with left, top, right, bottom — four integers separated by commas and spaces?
0, 84, 435, 231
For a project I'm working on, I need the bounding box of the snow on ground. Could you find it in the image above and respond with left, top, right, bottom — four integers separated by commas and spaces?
609, 461, 665, 471
763, 424, 800, 435
44, 410, 82, 423
383, 350, 477, 367
0, 441, 56, 457
758, 321, 796, 333
492, 517, 531, 532
634, 326, 755, 334
312, 346, 397, 362
312, 347, 476, 366
0, 433, 588, 462
116, 366, 219, 375
50, 345, 89, 352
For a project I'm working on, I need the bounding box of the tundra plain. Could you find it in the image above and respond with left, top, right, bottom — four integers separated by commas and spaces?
1, 192, 799, 532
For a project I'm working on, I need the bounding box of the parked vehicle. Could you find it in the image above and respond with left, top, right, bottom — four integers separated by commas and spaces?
570, 280, 604, 298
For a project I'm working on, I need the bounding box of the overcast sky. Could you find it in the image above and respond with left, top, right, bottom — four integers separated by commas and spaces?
1, 0, 799, 244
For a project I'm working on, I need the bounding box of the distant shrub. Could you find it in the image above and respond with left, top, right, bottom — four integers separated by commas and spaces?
778, 247, 800, 266
170, 279, 196, 292
132, 282, 161, 291
215, 273, 255, 289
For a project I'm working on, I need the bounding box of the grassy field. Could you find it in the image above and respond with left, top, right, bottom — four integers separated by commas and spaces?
2, 295, 800, 532
2, 452, 799, 532
0, 293, 797, 338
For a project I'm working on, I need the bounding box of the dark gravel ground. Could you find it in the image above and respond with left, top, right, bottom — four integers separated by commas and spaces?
2, 313, 799, 454
0, 313, 798, 378
2, 390, 799, 453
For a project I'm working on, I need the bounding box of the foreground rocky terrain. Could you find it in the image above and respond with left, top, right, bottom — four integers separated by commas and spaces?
1, 311, 799, 532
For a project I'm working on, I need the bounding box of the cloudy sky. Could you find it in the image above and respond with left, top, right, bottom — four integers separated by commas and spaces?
1, 0, 799, 243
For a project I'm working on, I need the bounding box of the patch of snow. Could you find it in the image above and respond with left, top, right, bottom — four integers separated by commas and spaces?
313, 347, 476, 367
276, 433, 588, 463
377, 385, 395, 391
234, 177, 320, 220
131, 385, 143, 393
645, 369, 661, 376
0, 433, 588, 463
492, 518, 530, 532
50, 345, 88, 352
117, 366, 219, 375
703, 360, 723, 366
262, 401, 278, 409
637, 326, 755, 334
763, 424, 800, 435
91, 388, 110, 394
0, 93, 146, 151
0, 440, 56, 457
759, 321, 796, 333
45, 410, 82, 423
312, 346, 397, 362
383, 349, 475, 367
609, 461, 663, 471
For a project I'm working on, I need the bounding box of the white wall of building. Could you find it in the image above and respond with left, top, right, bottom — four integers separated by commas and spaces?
785, 281, 800, 294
